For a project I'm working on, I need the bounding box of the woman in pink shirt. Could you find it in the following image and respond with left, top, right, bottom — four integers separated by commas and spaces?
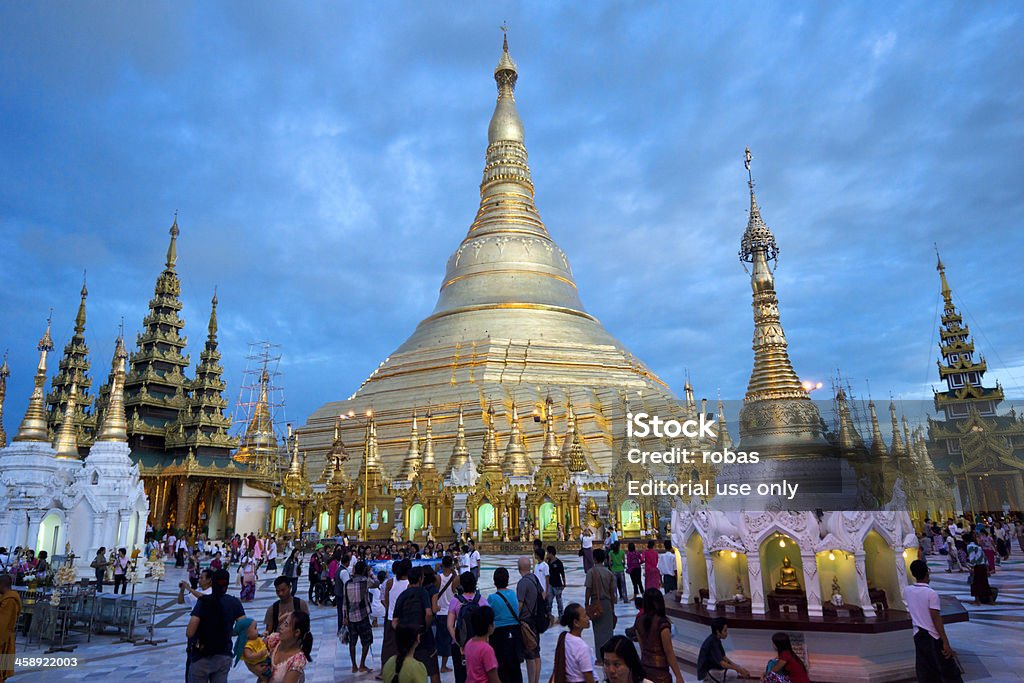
625, 542, 644, 600
464, 604, 499, 683
642, 540, 661, 591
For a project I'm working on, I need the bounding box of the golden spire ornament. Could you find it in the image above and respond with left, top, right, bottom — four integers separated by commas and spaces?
0, 352, 9, 446
53, 383, 80, 459
421, 411, 437, 472
503, 404, 532, 477
400, 411, 421, 479
447, 405, 470, 474
14, 316, 55, 443
867, 399, 889, 459
96, 335, 129, 442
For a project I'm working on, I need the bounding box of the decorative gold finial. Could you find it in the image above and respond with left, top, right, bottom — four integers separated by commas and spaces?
208, 288, 219, 339
13, 316, 56, 442
166, 213, 180, 269
74, 273, 88, 336
54, 382, 80, 458
934, 244, 953, 305
0, 350, 10, 447
96, 334, 129, 442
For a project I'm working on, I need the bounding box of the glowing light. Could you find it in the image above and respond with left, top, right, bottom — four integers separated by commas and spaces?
828, 552, 835, 561
366, 409, 373, 417
779, 539, 786, 548
801, 380, 825, 393
902, 549, 910, 558
730, 551, 737, 559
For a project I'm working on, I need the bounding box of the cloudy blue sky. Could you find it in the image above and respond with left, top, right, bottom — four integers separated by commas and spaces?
1, 2, 1022, 433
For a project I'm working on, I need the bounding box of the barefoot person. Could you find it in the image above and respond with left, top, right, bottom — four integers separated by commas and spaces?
906, 560, 963, 683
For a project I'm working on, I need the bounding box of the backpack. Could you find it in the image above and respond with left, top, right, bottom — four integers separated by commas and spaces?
453, 592, 482, 648
270, 596, 301, 633
192, 595, 227, 660
283, 557, 295, 577
334, 570, 349, 598
528, 574, 550, 634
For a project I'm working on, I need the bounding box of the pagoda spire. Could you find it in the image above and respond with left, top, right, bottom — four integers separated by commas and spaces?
932, 248, 1003, 418
867, 399, 889, 459
889, 401, 907, 458
167, 290, 237, 456
13, 317, 54, 443
400, 411, 421, 479
479, 404, 502, 474
446, 405, 471, 475
359, 411, 382, 478
123, 216, 191, 451
540, 397, 561, 465
47, 277, 94, 450
835, 388, 865, 451
96, 336, 129, 442
421, 411, 437, 472
715, 395, 733, 450
560, 400, 587, 473
738, 148, 806, 404
53, 383, 80, 459
0, 353, 9, 446
503, 404, 532, 476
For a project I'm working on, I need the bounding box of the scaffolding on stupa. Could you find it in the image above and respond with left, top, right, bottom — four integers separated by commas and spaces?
232, 341, 288, 479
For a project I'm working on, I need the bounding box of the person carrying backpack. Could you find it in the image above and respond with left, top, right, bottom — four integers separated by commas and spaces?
517, 556, 547, 683
446, 571, 483, 683
186, 568, 245, 682
393, 566, 438, 680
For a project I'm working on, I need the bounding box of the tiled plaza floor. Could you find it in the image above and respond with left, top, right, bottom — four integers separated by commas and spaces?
10, 552, 1024, 681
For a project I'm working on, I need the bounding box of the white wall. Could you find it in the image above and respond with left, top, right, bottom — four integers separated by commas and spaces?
235, 482, 273, 538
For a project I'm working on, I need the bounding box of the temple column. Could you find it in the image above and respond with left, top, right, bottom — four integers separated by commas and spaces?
117, 511, 131, 547
800, 551, 823, 617
894, 548, 909, 609
90, 514, 105, 559
0, 511, 12, 549
26, 510, 45, 551
747, 550, 765, 615
227, 481, 239, 535
1013, 473, 1024, 510
704, 554, 718, 611
854, 551, 876, 617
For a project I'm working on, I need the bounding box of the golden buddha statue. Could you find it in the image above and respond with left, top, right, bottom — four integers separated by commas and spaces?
775, 555, 801, 591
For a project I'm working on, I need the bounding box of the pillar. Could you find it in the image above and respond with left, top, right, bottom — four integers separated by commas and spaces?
227, 481, 239, 535
747, 550, 765, 615
118, 512, 131, 547
1013, 473, 1024, 511
90, 514, 105, 559
800, 551, 823, 617
175, 478, 191, 534
854, 551, 876, 617
26, 511, 45, 552
704, 554, 718, 611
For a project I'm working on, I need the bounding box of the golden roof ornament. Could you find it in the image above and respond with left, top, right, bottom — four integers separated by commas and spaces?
502, 404, 532, 476
889, 401, 907, 458
716, 395, 733, 450
446, 405, 470, 475
13, 315, 55, 443
166, 212, 180, 270
53, 382, 80, 459
96, 335, 129, 442
421, 411, 437, 471
835, 388, 865, 451
560, 399, 578, 469
479, 403, 502, 473
400, 411, 421, 479
867, 399, 889, 459
75, 275, 88, 336
208, 289, 218, 340
540, 397, 561, 465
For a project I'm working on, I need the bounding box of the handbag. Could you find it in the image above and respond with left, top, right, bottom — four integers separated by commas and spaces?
496, 590, 536, 653
586, 569, 604, 619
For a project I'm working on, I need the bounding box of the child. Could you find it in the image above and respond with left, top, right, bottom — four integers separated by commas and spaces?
233, 617, 272, 681
369, 570, 386, 627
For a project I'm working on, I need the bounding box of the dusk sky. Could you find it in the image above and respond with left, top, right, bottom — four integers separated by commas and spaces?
1, 2, 1022, 433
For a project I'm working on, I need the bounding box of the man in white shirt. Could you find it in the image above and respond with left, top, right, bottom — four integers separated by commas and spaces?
658, 540, 679, 593
468, 540, 481, 581
533, 547, 550, 600
177, 568, 214, 608
580, 527, 594, 571
458, 545, 472, 575
905, 560, 962, 682
266, 537, 278, 571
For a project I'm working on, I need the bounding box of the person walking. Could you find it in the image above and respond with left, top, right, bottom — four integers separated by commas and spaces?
486, 567, 524, 683
608, 541, 628, 603
551, 603, 596, 683
463, 606, 499, 683
0, 574, 22, 683
906, 560, 962, 682
447, 571, 483, 683
516, 557, 543, 683
186, 569, 246, 682
265, 576, 310, 634
642, 541, 661, 592
393, 566, 438, 683
267, 536, 279, 572
625, 542, 643, 600
585, 548, 616, 659
383, 560, 411, 670
547, 546, 567, 620
580, 528, 595, 572
342, 561, 375, 674
434, 556, 459, 673
91, 547, 109, 592
112, 548, 130, 594
283, 548, 301, 597
658, 541, 678, 594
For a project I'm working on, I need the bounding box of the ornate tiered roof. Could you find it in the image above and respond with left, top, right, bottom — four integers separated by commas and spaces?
47, 279, 94, 453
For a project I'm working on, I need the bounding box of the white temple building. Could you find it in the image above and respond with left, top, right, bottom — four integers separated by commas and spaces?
0, 324, 149, 566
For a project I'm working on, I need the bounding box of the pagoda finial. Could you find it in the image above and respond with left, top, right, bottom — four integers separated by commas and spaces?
75, 272, 88, 336
489, 26, 522, 145
889, 401, 907, 458
96, 335, 129, 442
716, 394, 733, 450
935, 244, 953, 306
208, 288, 219, 340
421, 410, 436, 472
400, 410, 421, 479
479, 402, 502, 473
53, 382, 80, 459
446, 405, 470, 475
503, 403, 532, 477
867, 399, 889, 459
737, 150, 807, 407
835, 387, 864, 451
166, 212, 180, 269
13, 315, 55, 443
0, 351, 9, 446
541, 396, 561, 465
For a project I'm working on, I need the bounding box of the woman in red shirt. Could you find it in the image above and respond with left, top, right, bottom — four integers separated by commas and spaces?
763, 631, 809, 683
642, 541, 661, 591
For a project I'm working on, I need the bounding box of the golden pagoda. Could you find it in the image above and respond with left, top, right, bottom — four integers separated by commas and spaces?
926, 252, 1024, 511
296, 34, 699, 542
46, 278, 95, 454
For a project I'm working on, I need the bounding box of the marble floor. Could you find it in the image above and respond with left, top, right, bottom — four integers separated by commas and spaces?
10, 552, 1024, 682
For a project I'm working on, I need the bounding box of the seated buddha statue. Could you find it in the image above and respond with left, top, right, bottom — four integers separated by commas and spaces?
775, 555, 801, 591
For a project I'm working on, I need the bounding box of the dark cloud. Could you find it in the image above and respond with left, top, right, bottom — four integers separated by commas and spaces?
1, 2, 1022, 429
